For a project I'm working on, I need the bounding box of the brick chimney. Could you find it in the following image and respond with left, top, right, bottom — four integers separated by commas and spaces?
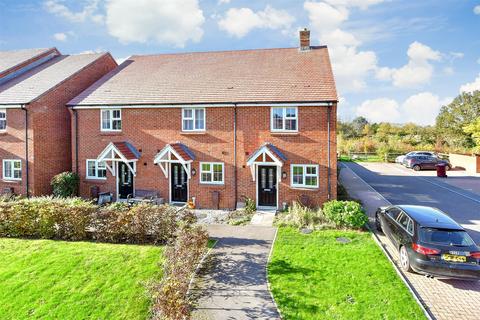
299, 28, 310, 50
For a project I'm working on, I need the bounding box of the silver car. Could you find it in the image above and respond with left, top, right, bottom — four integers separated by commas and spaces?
395, 151, 437, 164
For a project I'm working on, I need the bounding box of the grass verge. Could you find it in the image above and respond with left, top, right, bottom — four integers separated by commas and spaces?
0, 238, 163, 319
268, 228, 425, 320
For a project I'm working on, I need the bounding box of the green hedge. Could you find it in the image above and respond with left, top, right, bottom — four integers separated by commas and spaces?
323, 200, 368, 229
0, 197, 194, 244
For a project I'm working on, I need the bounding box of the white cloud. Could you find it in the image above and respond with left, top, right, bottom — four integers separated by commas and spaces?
460, 74, 480, 93
304, 1, 380, 92
356, 98, 401, 123
323, 0, 384, 10
402, 92, 444, 125
44, 0, 103, 23
53, 32, 67, 41
474, 5, 480, 15
356, 92, 447, 125
443, 66, 454, 75
105, 0, 205, 47
376, 41, 441, 88
218, 5, 295, 38
218, 0, 231, 4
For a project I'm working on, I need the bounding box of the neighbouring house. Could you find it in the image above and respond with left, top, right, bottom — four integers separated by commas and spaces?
68, 29, 338, 210
0, 48, 117, 196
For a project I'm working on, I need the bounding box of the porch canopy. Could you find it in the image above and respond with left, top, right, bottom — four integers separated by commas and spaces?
96, 141, 140, 176
246, 143, 287, 181
153, 143, 195, 179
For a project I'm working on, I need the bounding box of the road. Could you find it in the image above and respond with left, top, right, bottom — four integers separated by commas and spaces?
343, 162, 480, 243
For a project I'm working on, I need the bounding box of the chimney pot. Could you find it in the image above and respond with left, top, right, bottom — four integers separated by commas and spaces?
300, 28, 310, 50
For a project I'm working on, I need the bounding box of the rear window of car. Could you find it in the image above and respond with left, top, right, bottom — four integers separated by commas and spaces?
419, 228, 475, 246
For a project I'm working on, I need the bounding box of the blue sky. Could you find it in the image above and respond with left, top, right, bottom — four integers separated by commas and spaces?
1, 0, 480, 125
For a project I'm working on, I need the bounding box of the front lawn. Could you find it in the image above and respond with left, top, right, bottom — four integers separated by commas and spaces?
268, 228, 425, 319
0, 238, 163, 319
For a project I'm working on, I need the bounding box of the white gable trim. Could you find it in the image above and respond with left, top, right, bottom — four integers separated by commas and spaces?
96, 142, 137, 176
246, 145, 283, 181
153, 144, 192, 179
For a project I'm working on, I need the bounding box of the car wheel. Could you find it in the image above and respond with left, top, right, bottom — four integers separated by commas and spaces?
399, 246, 412, 272
375, 213, 382, 232
413, 165, 421, 171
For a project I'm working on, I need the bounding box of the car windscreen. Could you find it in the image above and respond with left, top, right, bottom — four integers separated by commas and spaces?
419, 228, 475, 246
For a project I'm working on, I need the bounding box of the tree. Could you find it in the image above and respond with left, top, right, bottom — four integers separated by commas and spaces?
436, 91, 480, 150
463, 117, 480, 153
351, 116, 369, 135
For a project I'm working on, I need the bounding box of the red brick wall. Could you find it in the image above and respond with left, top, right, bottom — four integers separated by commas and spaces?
0, 108, 32, 195
0, 53, 117, 196
74, 104, 337, 209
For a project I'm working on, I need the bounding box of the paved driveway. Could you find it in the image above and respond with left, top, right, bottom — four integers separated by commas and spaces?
343, 162, 480, 242
340, 162, 480, 320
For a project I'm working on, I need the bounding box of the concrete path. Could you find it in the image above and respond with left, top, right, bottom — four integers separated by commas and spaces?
250, 210, 276, 226
191, 225, 280, 320
340, 162, 480, 320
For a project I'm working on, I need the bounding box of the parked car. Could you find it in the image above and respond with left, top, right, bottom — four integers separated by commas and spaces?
395, 151, 437, 164
375, 205, 480, 280
403, 155, 451, 171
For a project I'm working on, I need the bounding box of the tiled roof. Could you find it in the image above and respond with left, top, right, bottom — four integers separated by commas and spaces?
113, 142, 140, 160
170, 143, 195, 161
0, 53, 108, 105
0, 48, 57, 76
69, 46, 337, 106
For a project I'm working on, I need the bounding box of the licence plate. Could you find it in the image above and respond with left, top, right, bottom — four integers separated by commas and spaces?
442, 254, 467, 263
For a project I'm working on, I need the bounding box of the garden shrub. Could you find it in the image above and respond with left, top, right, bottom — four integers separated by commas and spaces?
323, 200, 368, 229
244, 197, 256, 214
151, 225, 209, 320
275, 201, 332, 229
0, 197, 196, 244
91, 203, 181, 244
51, 172, 80, 198
0, 197, 96, 240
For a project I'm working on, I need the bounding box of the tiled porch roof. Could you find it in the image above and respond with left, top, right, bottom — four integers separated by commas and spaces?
112, 141, 141, 160
170, 143, 195, 161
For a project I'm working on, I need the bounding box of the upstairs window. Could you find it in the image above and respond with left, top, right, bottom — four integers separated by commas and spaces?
101, 109, 122, 131
271, 107, 297, 132
3, 159, 21, 181
200, 162, 224, 184
86, 160, 107, 179
182, 108, 205, 131
0, 109, 6, 131
291, 164, 318, 188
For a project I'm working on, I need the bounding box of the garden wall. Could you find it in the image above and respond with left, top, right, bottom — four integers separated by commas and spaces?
449, 153, 480, 174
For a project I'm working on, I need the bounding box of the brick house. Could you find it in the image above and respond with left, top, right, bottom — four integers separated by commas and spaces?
0, 48, 117, 196
68, 30, 338, 210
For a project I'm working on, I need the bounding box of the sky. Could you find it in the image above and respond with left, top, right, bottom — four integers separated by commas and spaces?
1, 0, 480, 126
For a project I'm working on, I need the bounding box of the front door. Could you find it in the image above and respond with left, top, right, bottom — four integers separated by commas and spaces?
171, 163, 188, 202
258, 166, 277, 207
118, 162, 134, 199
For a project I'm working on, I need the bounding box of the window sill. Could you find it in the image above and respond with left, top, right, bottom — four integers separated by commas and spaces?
270, 131, 299, 136
181, 131, 206, 135
290, 186, 319, 191
199, 182, 225, 186
2, 179, 21, 184
100, 131, 123, 136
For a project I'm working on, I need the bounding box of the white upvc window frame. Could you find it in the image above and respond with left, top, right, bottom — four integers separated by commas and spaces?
86, 159, 107, 180
200, 162, 224, 184
2, 159, 22, 181
182, 107, 206, 132
100, 109, 122, 132
0, 109, 6, 131
271, 107, 298, 132
291, 164, 319, 189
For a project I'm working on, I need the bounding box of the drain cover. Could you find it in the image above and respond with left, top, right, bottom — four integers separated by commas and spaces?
300, 228, 313, 234
336, 237, 351, 244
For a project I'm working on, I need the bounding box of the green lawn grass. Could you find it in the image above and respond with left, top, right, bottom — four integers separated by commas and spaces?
268, 228, 425, 320
0, 238, 163, 319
